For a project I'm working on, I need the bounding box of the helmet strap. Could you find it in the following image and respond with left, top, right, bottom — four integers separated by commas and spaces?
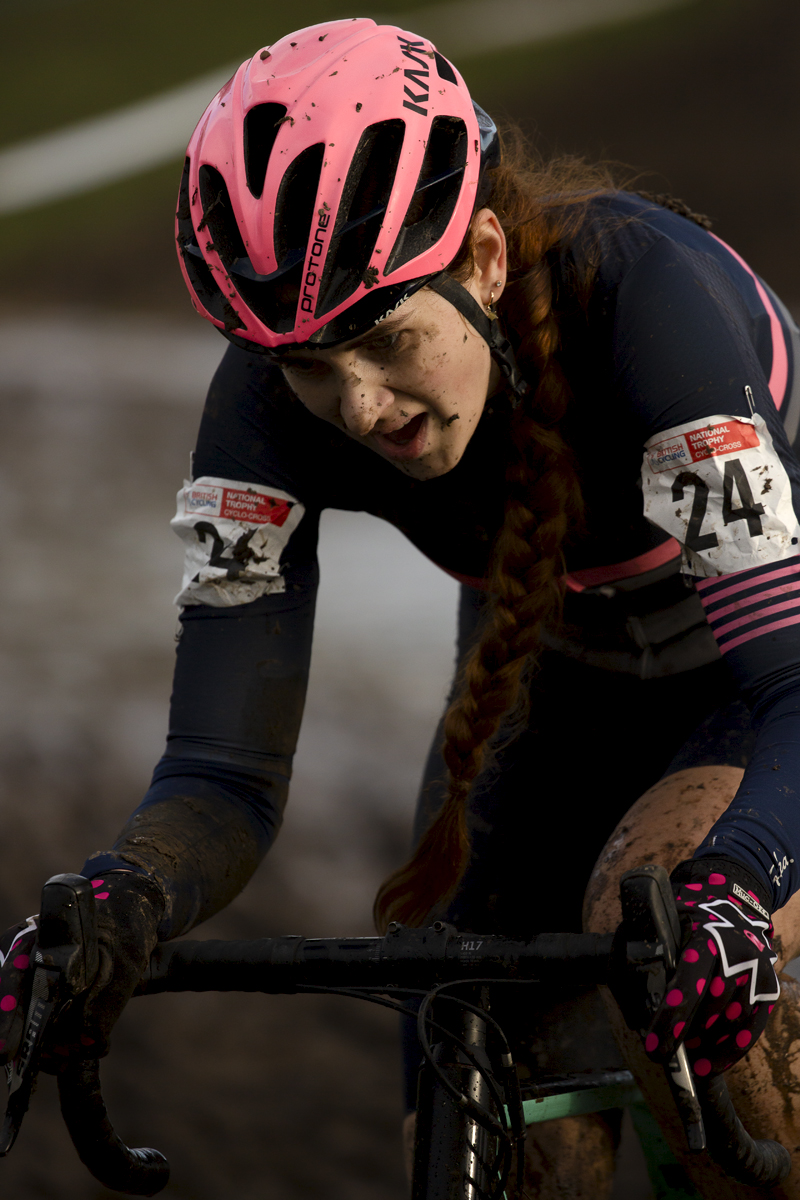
426, 273, 529, 404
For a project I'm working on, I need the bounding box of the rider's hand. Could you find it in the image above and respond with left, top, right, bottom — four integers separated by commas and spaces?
44, 871, 165, 1067
644, 857, 780, 1078
0, 872, 164, 1070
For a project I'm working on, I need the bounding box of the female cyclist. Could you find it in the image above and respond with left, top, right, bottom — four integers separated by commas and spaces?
3, 17, 800, 1197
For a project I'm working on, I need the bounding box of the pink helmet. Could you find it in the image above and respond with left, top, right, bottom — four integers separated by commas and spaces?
176, 18, 500, 352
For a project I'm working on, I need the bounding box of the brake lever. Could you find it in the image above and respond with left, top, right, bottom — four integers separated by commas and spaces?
0, 874, 99, 1155
0, 956, 60, 1155
617, 864, 706, 1152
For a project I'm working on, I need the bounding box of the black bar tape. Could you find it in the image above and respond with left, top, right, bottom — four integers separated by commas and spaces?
58, 1060, 169, 1196
137, 930, 614, 995
698, 1075, 792, 1186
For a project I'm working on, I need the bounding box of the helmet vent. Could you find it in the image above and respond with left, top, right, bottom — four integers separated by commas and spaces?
315, 119, 405, 320
198, 162, 305, 335
176, 159, 244, 332
434, 52, 457, 85
384, 116, 468, 276
274, 142, 325, 268
198, 164, 248, 265
192, 149, 327, 335
243, 103, 288, 199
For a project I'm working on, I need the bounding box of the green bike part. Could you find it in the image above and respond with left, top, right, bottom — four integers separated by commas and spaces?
519, 1086, 701, 1200
628, 1098, 702, 1200
521, 1080, 642, 1124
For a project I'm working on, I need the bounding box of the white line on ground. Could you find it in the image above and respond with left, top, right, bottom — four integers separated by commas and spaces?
0, 67, 236, 216
0, 0, 691, 217
386, 0, 690, 59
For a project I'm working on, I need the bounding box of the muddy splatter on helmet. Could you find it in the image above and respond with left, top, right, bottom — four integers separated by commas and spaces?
176, 18, 501, 353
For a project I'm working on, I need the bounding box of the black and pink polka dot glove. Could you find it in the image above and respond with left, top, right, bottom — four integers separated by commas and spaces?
0, 871, 164, 1071
643, 857, 780, 1079
43, 871, 165, 1068
0, 914, 38, 1064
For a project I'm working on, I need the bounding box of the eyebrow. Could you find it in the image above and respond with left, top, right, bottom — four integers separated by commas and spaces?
343, 313, 408, 350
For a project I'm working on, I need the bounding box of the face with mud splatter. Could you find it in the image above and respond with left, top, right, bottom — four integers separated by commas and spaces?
276, 211, 506, 480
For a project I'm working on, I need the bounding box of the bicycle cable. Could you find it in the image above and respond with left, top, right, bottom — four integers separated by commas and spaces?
416, 980, 527, 1198
296, 981, 509, 1125
299, 984, 513, 1139
295, 980, 527, 1199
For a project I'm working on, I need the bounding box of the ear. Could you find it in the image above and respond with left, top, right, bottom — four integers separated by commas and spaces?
469, 208, 507, 307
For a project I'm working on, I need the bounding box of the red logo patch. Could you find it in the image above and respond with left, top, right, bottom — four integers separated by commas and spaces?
647, 420, 760, 473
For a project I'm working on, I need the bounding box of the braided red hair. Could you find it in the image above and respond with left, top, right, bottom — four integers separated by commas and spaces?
374, 133, 613, 931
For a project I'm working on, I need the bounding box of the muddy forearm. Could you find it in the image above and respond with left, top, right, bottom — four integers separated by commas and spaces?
82, 784, 276, 938
80, 565, 317, 936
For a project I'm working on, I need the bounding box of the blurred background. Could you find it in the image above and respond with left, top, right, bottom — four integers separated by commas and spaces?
0, 0, 797, 1196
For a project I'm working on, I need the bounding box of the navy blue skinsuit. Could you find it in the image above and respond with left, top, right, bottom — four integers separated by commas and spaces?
84, 193, 800, 981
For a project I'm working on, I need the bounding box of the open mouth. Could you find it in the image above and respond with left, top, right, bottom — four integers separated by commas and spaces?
380, 412, 427, 447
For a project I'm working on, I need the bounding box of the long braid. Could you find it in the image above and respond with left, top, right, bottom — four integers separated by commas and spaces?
440, 260, 578, 809
374, 138, 605, 932
375, 276, 583, 928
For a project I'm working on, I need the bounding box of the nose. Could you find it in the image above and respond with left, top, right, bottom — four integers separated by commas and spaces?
337, 366, 393, 437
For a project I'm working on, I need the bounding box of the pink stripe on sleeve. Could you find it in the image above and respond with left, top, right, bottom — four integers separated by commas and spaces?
718, 611, 800, 653
711, 233, 788, 409
707, 578, 800, 621
564, 539, 681, 591
714, 595, 800, 638
695, 561, 800, 602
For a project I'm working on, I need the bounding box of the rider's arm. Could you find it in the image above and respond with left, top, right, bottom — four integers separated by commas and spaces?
609, 228, 800, 909
81, 348, 325, 937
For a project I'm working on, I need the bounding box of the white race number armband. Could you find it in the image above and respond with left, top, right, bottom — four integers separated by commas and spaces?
641, 414, 800, 578
171, 476, 304, 607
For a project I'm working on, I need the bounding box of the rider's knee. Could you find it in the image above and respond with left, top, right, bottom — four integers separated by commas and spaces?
582, 765, 745, 935
582, 846, 623, 935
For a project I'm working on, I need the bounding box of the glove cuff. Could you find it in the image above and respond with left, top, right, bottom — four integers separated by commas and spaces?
671, 855, 773, 919
86, 865, 166, 928
88, 869, 167, 949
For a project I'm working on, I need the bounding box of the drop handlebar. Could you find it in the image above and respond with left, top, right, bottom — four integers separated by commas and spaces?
2, 871, 791, 1195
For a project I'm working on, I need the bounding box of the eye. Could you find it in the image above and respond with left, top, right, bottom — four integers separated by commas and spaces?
278, 357, 328, 377
363, 331, 405, 356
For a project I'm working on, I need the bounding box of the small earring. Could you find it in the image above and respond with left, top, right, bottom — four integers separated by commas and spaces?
487, 290, 496, 314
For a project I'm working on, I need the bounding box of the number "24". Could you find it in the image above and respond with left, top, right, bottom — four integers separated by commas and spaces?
671, 458, 765, 552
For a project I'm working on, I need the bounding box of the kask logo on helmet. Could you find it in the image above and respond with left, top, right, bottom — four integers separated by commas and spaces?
300, 207, 331, 315
398, 36, 431, 116
374, 290, 416, 326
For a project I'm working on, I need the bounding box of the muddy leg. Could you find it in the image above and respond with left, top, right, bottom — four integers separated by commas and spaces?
401, 1110, 618, 1199
583, 765, 800, 1199
519, 1112, 618, 1199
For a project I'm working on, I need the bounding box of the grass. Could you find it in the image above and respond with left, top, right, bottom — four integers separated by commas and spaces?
3, 0, 436, 144
0, 0, 770, 311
